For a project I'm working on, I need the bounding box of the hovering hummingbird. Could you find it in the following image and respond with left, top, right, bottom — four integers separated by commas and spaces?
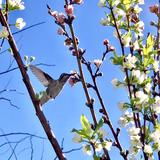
30, 65, 73, 105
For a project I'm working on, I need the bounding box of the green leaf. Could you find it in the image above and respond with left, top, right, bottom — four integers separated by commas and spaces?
72, 128, 90, 139
143, 34, 154, 56
24, 55, 28, 61
80, 114, 92, 136
123, 0, 131, 10
30, 56, 35, 62
110, 52, 124, 65
94, 119, 104, 134
93, 155, 100, 160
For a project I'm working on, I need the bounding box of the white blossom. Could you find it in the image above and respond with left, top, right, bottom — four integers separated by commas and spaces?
134, 5, 142, 14
15, 18, 26, 30
128, 126, 143, 153
0, 27, 9, 39
118, 102, 126, 111
119, 116, 128, 127
133, 40, 140, 51
138, 0, 144, 4
144, 83, 151, 93
144, 144, 153, 154
95, 143, 103, 152
138, 73, 147, 84
152, 102, 160, 114
98, 128, 108, 138
150, 128, 160, 152
114, 8, 126, 16
135, 21, 144, 37
9, 0, 25, 10
113, 0, 120, 6
103, 141, 112, 151
132, 70, 140, 78
98, 0, 106, 7
153, 60, 159, 72
128, 126, 140, 136
122, 32, 132, 47
129, 145, 141, 159
72, 133, 82, 143
111, 78, 119, 87
123, 54, 138, 69
100, 17, 110, 26
150, 129, 160, 145
135, 91, 149, 104
93, 59, 103, 67
111, 78, 124, 88
82, 144, 92, 156
118, 111, 133, 127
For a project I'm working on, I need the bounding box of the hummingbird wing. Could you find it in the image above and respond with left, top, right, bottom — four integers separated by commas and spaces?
30, 65, 53, 87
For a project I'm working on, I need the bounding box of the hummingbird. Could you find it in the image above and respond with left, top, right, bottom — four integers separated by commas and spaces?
30, 65, 73, 105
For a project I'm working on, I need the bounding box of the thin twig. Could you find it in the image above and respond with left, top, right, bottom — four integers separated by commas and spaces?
0, 97, 20, 109
0, 129, 17, 160
0, 63, 55, 75
12, 22, 46, 35
29, 136, 34, 160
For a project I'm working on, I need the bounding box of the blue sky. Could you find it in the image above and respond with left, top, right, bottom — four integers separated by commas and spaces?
0, 0, 157, 160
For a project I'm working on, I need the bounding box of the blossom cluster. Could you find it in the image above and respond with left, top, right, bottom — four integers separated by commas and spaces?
99, 0, 160, 159
72, 115, 112, 157
0, 0, 26, 39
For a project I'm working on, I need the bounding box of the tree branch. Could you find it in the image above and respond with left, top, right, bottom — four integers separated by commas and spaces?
0, 9, 65, 160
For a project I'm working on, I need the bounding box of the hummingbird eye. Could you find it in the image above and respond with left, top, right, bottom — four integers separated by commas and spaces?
59, 73, 70, 81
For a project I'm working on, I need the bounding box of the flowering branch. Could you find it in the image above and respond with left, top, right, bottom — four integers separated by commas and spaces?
47, 1, 112, 159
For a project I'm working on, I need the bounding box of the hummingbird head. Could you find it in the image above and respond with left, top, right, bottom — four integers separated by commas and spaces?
59, 73, 73, 83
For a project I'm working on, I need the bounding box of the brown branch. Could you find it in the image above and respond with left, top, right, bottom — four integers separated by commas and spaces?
64, 3, 110, 160
108, 3, 149, 159
84, 59, 128, 160
0, 10, 65, 160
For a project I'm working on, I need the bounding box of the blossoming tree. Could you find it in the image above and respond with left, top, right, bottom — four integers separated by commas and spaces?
0, 0, 160, 160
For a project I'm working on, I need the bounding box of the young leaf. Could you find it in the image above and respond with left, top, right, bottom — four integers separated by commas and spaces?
80, 114, 92, 136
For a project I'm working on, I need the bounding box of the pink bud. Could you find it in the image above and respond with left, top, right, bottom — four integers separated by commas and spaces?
93, 59, 103, 68
149, 5, 159, 14
57, 28, 65, 35
103, 39, 109, 46
57, 13, 66, 24
108, 45, 115, 51
65, 5, 74, 16
64, 38, 72, 46
73, 0, 83, 4
50, 11, 58, 18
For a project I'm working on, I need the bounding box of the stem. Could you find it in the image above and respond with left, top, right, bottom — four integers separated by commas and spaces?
67, 13, 110, 160
87, 64, 128, 160
0, 10, 65, 160
68, 24, 97, 124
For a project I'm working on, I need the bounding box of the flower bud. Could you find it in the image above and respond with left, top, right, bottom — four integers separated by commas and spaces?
65, 5, 74, 16
149, 4, 159, 14
108, 45, 115, 51
93, 59, 103, 67
103, 39, 109, 46
57, 13, 66, 24
57, 28, 65, 35
64, 38, 72, 46
73, 0, 83, 4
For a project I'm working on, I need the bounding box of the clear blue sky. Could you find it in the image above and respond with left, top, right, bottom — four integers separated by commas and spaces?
0, 0, 157, 159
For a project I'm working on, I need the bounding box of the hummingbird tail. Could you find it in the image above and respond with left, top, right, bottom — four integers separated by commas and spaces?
40, 92, 50, 105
